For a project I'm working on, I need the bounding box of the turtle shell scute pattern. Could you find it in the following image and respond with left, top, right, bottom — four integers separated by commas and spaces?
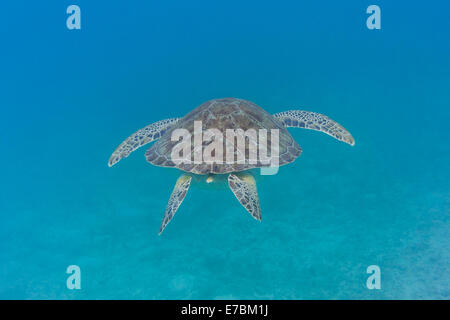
145, 98, 301, 174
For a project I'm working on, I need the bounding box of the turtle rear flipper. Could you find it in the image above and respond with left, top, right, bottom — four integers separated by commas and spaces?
274, 110, 355, 146
159, 174, 192, 235
228, 173, 261, 221
108, 117, 180, 167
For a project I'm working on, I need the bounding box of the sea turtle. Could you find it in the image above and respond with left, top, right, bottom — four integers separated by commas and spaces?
108, 98, 354, 234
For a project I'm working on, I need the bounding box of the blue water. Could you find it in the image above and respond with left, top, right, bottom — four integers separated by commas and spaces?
1, 1, 449, 299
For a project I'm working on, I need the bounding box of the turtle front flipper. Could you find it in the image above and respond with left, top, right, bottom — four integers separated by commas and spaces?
273, 110, 355, 146
159, 174, 192, 235
228, 173, 261, 221
108, 117, 180, 167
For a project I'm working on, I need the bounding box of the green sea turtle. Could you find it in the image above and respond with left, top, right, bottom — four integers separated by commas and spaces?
108, 98, 354, 234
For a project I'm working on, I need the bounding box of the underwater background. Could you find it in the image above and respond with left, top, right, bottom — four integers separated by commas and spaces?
0, 1, 449, 299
